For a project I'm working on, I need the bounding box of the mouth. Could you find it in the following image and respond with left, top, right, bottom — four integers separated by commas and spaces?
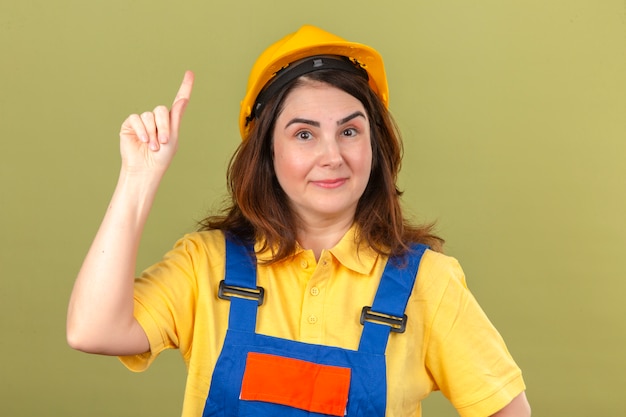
311, 178, 347, 189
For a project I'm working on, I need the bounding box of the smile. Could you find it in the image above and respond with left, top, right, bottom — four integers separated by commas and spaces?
312, 178, 347, 189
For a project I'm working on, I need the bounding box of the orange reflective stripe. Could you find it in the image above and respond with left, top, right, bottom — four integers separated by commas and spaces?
240, 352, 351, 416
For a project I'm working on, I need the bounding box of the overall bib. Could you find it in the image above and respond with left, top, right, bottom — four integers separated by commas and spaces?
202, 237, 427, 417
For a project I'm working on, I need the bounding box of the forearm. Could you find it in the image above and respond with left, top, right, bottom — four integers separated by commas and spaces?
66, 169, 162, 355
490, 392, 531, 417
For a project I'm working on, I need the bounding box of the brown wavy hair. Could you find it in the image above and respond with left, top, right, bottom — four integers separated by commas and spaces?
199, 70, 443, 262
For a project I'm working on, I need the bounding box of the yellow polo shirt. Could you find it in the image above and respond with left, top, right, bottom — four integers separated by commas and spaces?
120, 227, 525, 417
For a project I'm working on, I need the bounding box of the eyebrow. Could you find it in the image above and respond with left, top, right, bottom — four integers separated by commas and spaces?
284, 111, 367, 129
337, 111, 366, 126
285, 118, 320, 128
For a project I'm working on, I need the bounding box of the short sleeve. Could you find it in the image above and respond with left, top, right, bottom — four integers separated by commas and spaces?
423, 255, 525, 417
119, 234, 205, 372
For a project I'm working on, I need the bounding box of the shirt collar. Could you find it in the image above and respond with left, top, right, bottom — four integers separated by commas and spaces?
327, 224, 379, 275
255, 224, 379, 275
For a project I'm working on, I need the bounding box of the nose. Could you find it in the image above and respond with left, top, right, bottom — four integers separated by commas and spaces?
318, 135, 343, 168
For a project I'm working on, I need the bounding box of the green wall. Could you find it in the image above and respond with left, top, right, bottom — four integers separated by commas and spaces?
1, 0, 625, 415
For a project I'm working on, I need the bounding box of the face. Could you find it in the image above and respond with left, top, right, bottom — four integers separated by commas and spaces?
272, 80, 372, 224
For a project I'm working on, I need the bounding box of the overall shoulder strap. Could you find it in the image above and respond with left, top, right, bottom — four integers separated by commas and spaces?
358, 244, 428, 354
220, 235, 260, 332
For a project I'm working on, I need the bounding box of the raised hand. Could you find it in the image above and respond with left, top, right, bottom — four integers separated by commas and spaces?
119, 70, 195, 174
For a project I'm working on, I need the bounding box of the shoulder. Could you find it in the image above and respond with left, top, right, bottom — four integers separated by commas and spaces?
169, 229, 227, 256
415, 249, 467, 292
144, 230, 230, 276
407, 249, 473, 327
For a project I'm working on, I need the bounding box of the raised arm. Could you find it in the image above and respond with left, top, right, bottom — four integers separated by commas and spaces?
66, 71, 195, 355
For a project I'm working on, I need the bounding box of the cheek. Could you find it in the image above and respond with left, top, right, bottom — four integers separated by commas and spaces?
274, 144, 308, 172
273, 147, 307, 188
356, 143, 374, 175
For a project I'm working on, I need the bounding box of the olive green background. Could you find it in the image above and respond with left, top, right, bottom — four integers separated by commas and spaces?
1, 0, 625, 415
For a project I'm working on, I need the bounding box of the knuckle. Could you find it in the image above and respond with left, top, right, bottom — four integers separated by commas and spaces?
125, 113, 140, 123
140, 111, 154, 121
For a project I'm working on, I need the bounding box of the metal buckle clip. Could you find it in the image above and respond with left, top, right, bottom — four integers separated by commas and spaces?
218, 280, 265, 306
360, 306, 407, 333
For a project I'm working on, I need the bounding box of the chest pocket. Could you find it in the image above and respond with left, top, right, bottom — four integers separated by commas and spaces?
240, 352, 351, 416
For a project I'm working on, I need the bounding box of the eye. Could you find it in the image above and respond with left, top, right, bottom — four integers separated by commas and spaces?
296, 130, 312, 140
342, 127, 358, 137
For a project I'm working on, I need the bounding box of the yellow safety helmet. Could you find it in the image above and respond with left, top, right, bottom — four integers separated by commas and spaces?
239, 25, 389, 140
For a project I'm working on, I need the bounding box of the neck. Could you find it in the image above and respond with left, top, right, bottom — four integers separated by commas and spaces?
296, 216, 354, 261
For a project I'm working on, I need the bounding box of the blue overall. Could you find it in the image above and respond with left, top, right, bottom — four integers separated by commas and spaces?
202, 237, 427, 417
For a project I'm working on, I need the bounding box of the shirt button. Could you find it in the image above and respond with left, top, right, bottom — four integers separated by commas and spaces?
310, 287, 320, 296
307, 315, 318, 324
300, 260, 308, 269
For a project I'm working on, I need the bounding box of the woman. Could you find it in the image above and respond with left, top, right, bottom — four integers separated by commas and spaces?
67, 25, 530, 416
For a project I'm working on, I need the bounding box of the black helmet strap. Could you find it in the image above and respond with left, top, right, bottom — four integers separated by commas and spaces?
246, 55, 369, 126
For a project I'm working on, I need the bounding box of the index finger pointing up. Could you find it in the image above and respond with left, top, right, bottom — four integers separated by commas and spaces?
173, 70, 195, 106
169, 70, 195, 137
